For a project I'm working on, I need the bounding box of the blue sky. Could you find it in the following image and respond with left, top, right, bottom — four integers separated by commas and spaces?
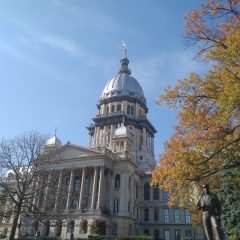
0, 0, 208, 158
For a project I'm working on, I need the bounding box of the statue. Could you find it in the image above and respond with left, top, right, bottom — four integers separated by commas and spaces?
197, 184, 223, 240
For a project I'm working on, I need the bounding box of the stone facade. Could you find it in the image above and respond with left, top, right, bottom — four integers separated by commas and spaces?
0, 56, 204, 240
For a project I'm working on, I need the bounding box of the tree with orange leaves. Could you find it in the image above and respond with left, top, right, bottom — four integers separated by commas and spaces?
151, 0, 240, 232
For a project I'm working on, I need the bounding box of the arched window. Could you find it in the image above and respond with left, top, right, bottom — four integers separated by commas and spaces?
153, 186, 159, 200
130, 106, 134, 115
117, 104, 121, 112
43, 220, 50, 236
70, 199, 78, 209
112, 223, 117, 236
82, 220, 88, 234
67, 220, 75, 234
111, 105, 115, 113
54, 220, 62, 237
74, 177, 80, 191
115, 174, 120, 190
144, 182, 150, 200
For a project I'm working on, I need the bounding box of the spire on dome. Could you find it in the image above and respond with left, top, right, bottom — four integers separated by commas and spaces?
118, 41, 131, 75
122, 41, 127, 58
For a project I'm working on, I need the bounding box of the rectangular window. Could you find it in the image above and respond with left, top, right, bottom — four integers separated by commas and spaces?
164, 230, 170, 240
113, 199, 119, 215
164, 208, 169, 223
144, 209, 149, 221
185, 209, 191, 224
153, 186, 159, 200
112, 223, 117, 236
163, 191, 169, 201
174, 208, 180, 224
175, 230, 181, 240
154, 208, 159, 221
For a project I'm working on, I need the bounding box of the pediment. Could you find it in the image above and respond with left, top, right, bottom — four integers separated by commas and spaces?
61, 144, 101, 160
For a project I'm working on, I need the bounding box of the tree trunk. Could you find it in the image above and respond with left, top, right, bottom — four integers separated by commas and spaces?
9, 206, 21, 240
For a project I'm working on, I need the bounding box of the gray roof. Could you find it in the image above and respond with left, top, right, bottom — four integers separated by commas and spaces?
100, 58, 145, 103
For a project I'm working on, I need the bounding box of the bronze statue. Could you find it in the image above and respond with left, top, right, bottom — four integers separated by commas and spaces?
197, 184, 222, 240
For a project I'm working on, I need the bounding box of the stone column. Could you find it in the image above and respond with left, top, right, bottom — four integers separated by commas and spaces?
131, 178, 135, 217
99, 128, 103, 146
94, 127, 97, 146
106, 170, 111, 210
91, 167, 98, 209
119, 172, 128, 215
88, 134, 92, 147
143, 128, 146, 151
32, 175, 40, 206
37, 179, 43, 206
43, 172, 51, 207
124, 141, 127, 152
96, 127, 100, 146
78, 168, 86, 210
66, 169, 74, 209
110, 124, 114, 148
54, 170, 63, 210
96, 166, 104, 209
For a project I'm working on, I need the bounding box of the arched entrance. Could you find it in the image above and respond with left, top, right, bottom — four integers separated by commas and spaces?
31, 219, 39, 235
82, 220, 88, 234
42, 220, 50, 237
54, 220, 62, 237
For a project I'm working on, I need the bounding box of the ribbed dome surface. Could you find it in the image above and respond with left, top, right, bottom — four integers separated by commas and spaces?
100, 57, 145, 103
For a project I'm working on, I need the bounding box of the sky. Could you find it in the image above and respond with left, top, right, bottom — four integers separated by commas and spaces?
0, 0, 209, 159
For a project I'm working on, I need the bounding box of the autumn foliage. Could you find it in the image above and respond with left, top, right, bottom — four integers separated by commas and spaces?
152, 0, 240, 214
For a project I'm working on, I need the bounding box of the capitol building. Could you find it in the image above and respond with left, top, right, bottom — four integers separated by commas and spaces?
0, 55, 203, 240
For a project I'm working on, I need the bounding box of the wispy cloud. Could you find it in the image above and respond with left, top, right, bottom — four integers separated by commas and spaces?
38, 34, 85, 57
133, 50, 209, 98
0, 41, 60, 80
50, 0, 116, 32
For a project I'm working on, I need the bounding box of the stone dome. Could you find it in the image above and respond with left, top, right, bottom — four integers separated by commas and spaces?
44, 135, 62, 149
100, 58, 145, 103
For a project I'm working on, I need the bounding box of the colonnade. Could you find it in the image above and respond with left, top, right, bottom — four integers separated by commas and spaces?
32, 166, 106, 212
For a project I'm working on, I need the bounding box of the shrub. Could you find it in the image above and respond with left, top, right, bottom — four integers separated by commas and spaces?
89, 219, 106, 235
